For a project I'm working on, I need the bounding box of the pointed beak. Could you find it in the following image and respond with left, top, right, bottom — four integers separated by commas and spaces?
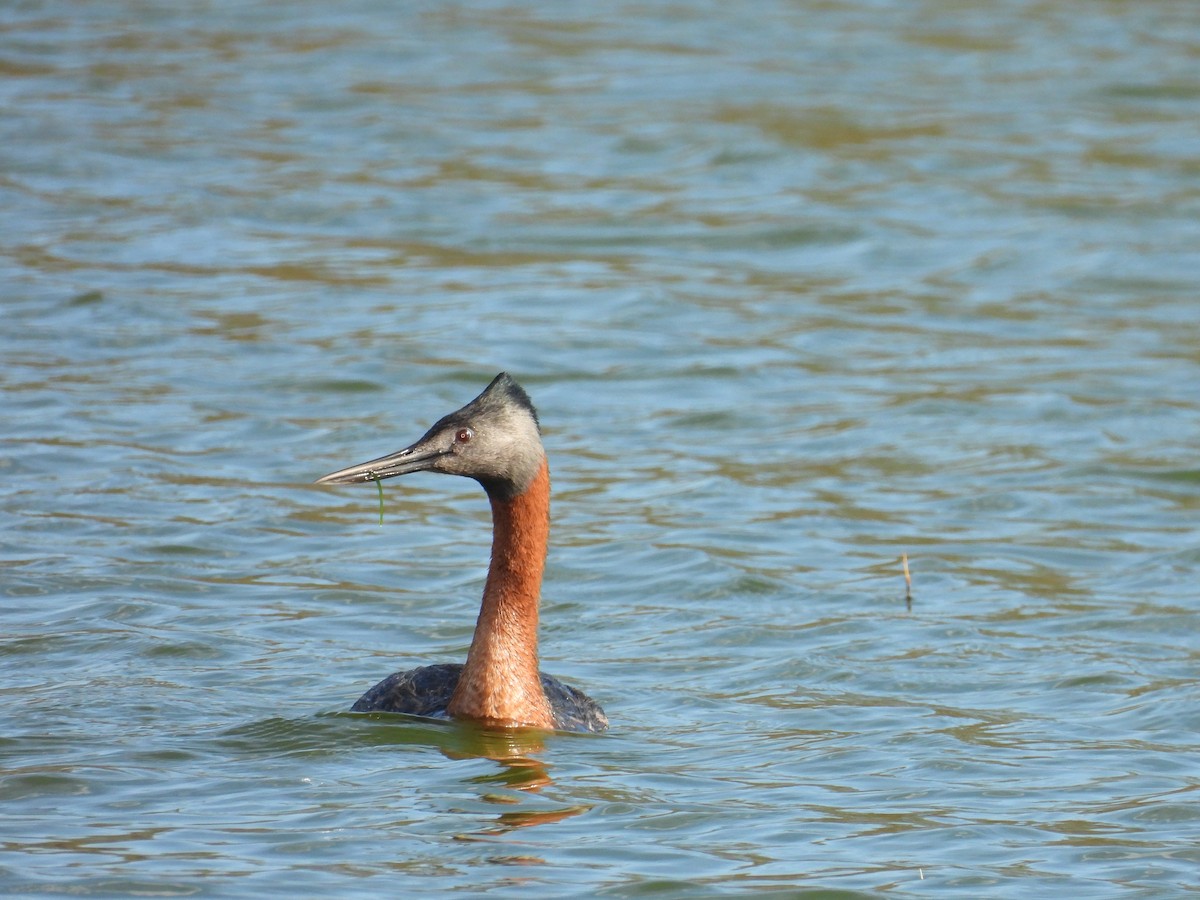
315, 442, 452, 485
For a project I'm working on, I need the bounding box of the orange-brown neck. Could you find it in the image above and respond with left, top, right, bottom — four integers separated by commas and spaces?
448, 457, 554, 729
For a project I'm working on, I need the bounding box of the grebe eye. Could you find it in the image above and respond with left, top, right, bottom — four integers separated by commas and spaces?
455, 427, 473, 444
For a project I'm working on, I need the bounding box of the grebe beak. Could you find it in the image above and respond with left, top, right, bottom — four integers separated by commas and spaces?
315, 440, 451, 485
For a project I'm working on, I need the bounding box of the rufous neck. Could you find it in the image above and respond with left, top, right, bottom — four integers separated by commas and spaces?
448, 456, 554, 728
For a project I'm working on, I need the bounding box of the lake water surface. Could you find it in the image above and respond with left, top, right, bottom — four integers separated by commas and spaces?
3, 1, 1199, 896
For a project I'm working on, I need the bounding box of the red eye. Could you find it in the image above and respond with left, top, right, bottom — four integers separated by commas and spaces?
456, 427, 473, 444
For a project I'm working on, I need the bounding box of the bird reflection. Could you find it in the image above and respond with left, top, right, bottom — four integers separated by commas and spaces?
360, 715, 591, 839
451, 725, 590, 842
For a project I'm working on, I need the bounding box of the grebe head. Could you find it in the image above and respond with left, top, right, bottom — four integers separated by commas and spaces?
316, 372, 544, 500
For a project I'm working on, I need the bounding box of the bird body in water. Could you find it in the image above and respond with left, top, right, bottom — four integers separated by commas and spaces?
316, 373, 608, 734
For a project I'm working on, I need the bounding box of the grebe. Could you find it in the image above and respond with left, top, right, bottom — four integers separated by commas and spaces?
316, 373, 608, 734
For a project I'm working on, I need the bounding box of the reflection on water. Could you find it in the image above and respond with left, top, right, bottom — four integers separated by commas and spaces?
2, 0, 1199, 895
359, 715, 589, 837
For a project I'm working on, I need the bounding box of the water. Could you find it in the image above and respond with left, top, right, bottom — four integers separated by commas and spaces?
3, 0, 1199, 895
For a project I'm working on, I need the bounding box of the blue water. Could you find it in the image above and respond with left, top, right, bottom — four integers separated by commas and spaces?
2, 0, 1199, 896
